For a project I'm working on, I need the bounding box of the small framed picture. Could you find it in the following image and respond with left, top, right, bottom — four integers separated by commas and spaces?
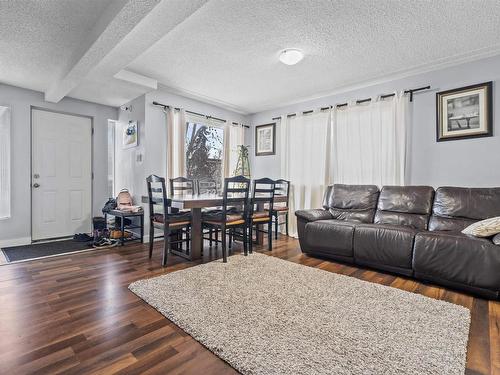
255, 123, 276, 156
436, 82, 492, 142
123, 121, 138, 149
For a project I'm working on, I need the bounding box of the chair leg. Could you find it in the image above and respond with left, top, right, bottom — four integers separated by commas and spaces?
249, 224, 253, 254
243, 224, 248, 256
162, 227, 169, 266
186, 227, 190, 255
222, 226, 227, 263
285, 213, 289, 236
209, 229, 213, 247
268, 221, 272, 251
229, 229, 232, 250
274, 214, 278, 240
215, 229, 219, 248
149, 224, 154, 258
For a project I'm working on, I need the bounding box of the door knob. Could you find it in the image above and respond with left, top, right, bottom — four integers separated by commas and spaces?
33, 183, 40, 188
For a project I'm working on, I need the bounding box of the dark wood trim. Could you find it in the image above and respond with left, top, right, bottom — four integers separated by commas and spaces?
255, 122, 276, 156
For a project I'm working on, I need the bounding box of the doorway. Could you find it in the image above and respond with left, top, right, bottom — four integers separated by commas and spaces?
31, 108, 93, 241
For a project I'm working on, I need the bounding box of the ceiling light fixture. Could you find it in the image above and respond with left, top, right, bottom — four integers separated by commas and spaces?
279, 49, 304, 65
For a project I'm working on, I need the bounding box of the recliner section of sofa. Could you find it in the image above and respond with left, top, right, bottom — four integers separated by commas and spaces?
296, 184, 500, 299
412, 187, 500, 299
296, 184, 379, 262
354, 186, 434, 276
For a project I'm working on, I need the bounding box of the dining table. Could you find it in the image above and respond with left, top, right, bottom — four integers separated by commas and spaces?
141, 193, 287, 260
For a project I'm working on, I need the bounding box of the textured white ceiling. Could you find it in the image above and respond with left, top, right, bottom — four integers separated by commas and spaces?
1, 0, 500, 111
0, 0, 111, 93
128, 0, 500, 113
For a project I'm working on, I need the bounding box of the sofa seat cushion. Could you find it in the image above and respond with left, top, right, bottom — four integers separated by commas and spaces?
413, 231, 500, 292
304, 220, 356, 257
353, 224, 418, 270
295, 209, 332, 223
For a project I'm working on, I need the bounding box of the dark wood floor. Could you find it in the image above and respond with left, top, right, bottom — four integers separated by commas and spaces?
0, 236, 498, 375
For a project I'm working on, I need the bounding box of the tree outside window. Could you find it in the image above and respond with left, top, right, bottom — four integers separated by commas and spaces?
185, 120, 224, 187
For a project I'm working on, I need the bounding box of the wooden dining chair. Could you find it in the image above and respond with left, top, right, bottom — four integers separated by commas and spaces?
197, 178, 221, 248
249, 178, 275, 253
146, 175, 191, 266
169, 177, 195, 196
201, 175, 250, 262
269, 179, 290, 238
197, 179, 218, 195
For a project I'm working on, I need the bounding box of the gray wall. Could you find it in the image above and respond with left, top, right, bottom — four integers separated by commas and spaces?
0, 84, 118, 244
250, 55, 500, 188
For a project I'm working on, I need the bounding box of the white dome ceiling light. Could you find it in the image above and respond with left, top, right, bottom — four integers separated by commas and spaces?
279, 49, 304, 65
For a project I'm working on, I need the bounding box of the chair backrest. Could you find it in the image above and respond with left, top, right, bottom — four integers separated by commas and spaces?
429, 186, 500, 232
222, 175, 250, 218
374, 186, 434, 230
274, 179, 290, 208
146, 175, 170, 221
197, 179, 218, 195
250, 178, 275, 218
169, 177, 195, 196
324, 184, 380, 223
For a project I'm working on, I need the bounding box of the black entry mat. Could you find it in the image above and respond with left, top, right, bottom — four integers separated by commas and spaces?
2, 240, 93, 262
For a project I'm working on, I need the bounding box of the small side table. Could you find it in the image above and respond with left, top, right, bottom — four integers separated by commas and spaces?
104, 210, 144, 246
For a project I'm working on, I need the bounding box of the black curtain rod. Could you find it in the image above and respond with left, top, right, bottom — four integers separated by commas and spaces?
152, 101, 250, 128
271, 85, 431, 119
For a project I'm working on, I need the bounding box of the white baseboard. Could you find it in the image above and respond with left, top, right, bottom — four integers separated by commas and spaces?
0, 237, 31, 249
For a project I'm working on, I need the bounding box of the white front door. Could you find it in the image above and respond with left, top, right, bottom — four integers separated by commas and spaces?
32, 109, 92, 241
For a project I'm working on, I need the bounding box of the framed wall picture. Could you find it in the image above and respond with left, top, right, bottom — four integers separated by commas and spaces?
436, 81, 492, 142
123, 121, 138, 149
255, 122, 276, 156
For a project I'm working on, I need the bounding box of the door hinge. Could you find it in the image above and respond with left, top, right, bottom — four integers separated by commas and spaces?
92, 172, 94, 180
91, 127, 94, 135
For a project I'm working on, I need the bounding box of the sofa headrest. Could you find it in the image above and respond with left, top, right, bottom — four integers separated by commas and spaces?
327, 184, 379, 210
433, 187, 500, 220
378, 186, 434, 214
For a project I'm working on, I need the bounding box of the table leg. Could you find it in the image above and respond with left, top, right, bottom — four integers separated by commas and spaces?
256, 203, 264, 245
190, 208, 203, 260
120, 215, 125, 246
140, 214, 144, 243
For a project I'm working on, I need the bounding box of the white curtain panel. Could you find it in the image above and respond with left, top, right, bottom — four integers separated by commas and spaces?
281, 111, 332, 237
332, 94, 409, 186
0, 106, 11, 219
166, 108, 186, 179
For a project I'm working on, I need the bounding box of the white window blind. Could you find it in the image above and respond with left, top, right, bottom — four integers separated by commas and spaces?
0, 106, 11, 219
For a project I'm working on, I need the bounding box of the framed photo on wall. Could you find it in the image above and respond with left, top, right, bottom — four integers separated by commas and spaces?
436, 81, 492, 142
123, 121, 138, 149
255, 122, 276, 156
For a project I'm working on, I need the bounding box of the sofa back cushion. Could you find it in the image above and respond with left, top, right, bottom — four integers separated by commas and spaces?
374, 186, 434, 230
429, 187, 500, 232
324, 184, 379, 223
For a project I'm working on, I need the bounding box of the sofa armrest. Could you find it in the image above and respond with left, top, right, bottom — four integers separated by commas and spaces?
295, 209, 333, 222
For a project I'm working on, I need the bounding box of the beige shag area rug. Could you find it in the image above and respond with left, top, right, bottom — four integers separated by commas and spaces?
129, 253, 470, 375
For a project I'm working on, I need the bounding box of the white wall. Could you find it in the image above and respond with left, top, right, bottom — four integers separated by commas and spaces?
0, 84, 118, 245
115, 94, 146, 201
250, 55, 500, 188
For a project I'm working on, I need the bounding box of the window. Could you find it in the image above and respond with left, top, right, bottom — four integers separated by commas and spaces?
185, 116, 224, 186
0, 106, 11, 219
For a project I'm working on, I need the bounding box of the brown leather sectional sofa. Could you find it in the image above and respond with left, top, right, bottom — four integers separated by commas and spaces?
295, 184, 500, 299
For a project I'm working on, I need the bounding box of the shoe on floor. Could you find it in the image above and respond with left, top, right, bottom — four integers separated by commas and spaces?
73, 233, 93, 242
93, 238, 118, 249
